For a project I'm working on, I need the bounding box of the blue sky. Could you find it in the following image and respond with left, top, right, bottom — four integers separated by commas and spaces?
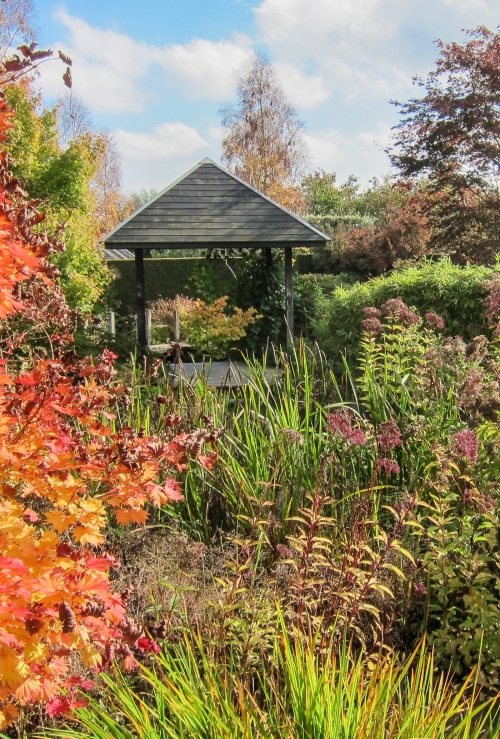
34, 0, 499, 193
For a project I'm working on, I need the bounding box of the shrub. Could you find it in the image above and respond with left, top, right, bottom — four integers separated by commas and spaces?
0, 95, 217, 730
314, 258, 500, 364
150, 295, 259, 359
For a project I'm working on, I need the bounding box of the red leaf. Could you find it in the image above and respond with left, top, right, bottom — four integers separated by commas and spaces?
63, 66, 72, 88
58, 51, 73, 66
136, 637, 161, 654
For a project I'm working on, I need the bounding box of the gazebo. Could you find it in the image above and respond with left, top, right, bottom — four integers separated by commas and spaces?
102, 158, 328, 348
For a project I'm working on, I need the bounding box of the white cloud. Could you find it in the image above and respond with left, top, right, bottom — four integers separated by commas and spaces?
115, 121, 208, 162
254, 0, 394, 53
274, 62, 330, 108
39, 9, 157, 113
38, 10, 253, 111
253, 0, 500, 106
158, 35, 253, 99
305, 123, 393, 182
208, 126, 225, 144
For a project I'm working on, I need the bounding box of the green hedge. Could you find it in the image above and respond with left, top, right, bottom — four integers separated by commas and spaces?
108, 258, 244, 314
314, 259, 500, 363
108, 253, 316, 315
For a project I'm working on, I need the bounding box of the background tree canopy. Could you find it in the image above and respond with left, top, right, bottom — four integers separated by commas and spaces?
389, 25, 500, 264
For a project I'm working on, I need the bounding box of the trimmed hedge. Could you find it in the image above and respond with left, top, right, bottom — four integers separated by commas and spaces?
314, 259, 500, 363
108, 258, 242, 314
108, 254, 316, 315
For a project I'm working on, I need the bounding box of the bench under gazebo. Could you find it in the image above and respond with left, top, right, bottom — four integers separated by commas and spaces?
102, 157, 328, 350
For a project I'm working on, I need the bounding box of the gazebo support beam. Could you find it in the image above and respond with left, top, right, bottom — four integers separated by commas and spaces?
284, 246, 294, 346
135, 248, 147, 350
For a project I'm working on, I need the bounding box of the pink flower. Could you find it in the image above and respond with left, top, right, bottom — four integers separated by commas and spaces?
425, 312, 444, 329
413, 582, 427, 596
326, 410, 366, 446
348, 428, 367, 446
453, 429, 478, 462
377, 420, 402, 450
276, 544, 293, 558
381, 297, 421, 327
363, 306, 382, 318
375, 457, 400, 475
362, 317, 382, 335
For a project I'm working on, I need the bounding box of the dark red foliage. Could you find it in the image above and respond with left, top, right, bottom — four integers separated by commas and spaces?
390, 26, 500, 262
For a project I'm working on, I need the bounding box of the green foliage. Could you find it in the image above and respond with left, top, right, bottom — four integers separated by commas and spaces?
421, 488, 500, 686
229, 249, 285, 351
4, 83, 110, 313
109, 258, 243, 316
303, 172, 430, 275
293, 272, 357, 338
314, 259, 500, 364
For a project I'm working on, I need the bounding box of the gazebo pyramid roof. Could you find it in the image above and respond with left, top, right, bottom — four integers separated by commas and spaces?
103, 158, 328, 248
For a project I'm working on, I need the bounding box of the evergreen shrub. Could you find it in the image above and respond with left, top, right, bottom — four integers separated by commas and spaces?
314, 259, 500, 363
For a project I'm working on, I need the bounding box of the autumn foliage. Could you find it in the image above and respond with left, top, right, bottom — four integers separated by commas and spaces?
0, 94, 214, 729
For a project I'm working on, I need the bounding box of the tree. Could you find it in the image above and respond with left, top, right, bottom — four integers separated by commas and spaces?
0, 0, 36, 62
58, 89, 92, 149
302, 171, 431, 275
389, 25, 500, 263
0, 92, 218, 730
4, 82, 111, 312
220, 52, 308, 213
91, 130, 125, 236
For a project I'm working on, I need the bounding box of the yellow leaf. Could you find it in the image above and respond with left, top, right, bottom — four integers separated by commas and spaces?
115, 508, 149, 526
24, 637, 48, 663
82, 644, 102, 669
72, 526, 105, 546
44, 510, 77, 533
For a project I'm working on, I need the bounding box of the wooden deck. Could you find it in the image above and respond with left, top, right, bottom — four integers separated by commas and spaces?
165, 361, 279, 388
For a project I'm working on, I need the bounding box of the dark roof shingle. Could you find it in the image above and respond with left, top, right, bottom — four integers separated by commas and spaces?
103, 159, 328, 248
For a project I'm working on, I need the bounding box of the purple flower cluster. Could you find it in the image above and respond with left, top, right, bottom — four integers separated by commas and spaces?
413, 582, 427, 597
483, 276, 500, 332
377, 420, 402, 450
276, 543, 294, 559
424, 312, 445, 329
381, 297, 421, 327
326, 410, 366, 446
375, 457, 401, 475
453, 429, 479, 463
362, 306, 383, 335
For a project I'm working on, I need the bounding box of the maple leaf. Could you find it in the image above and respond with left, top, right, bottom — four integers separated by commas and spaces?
0, 703, 19, 730
14, 675, 43, 704
163, 478, 184, 502
115, 508, 149, 526
81, 645, 102, 669
44, 510, 77, 533
45, 694, 88, 718
198, 453, 217, 470
136, 637, 161, 654
72, 526, 105, 546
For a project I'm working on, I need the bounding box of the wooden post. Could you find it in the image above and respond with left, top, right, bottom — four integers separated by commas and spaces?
265, 247, 272, 268
135, 248, 147, 349
109, 311, 115, 338
145, 309, 151, 346
284, 246, 293, 346
173, 310, 180, 341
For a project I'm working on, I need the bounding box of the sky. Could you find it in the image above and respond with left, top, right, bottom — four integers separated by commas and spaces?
33, 0, 500, 193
